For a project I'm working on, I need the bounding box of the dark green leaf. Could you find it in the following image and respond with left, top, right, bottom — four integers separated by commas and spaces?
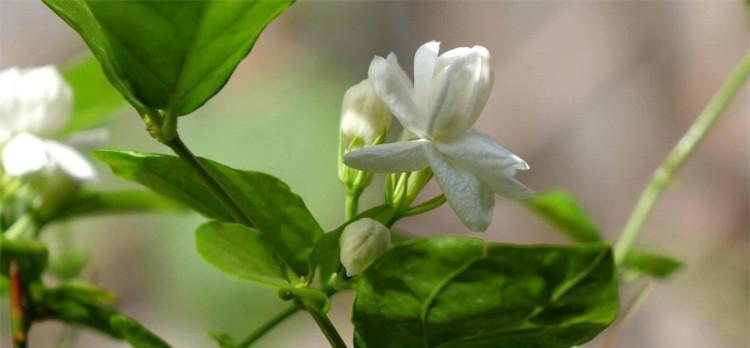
353, 237, 619, 348
0, 275, 8, 297
111, 315, 172, 348
521, 189, 602, 243
43, 190, 185, 224
196, 220, 293, 288
0, 237, 48, 282
624, 249, 683, 279
59, 56, 126, 136
94, 150, 323, 276
44, 0, 293, 115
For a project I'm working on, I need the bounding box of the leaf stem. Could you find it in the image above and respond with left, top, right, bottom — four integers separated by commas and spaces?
238, 305, 299, 348
613, 51, 750, 264
165, 135, 253, 227
304, 306, 347, 348
345, 190, 360, 221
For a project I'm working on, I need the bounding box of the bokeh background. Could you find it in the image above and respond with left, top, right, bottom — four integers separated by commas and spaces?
1, 1, 748, 347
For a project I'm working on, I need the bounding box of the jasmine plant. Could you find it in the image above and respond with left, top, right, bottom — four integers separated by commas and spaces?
1, 1, 748, 348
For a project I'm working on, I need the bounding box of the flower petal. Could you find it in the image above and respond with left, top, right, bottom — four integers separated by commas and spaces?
427, 50, 484, 139
0, 66, 72, 142
368, 55, 424, 137
344, 140, 429, 173
2, 133, 48, 176
436, 131, 532, 199
44, 140, 96, 181
424, 145, 494, 232
413, 41, 440, 118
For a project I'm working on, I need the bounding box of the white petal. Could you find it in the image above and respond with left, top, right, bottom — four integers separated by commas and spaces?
64, 128, 109, 153
368, 55, 424, 137
2, 133, 48, 176
413, 41, 440, 118
343, 140, 429, 173
427, 50, 484, 139
424, 145, 494, 232
0, 66, 72, 141
44, 140, 96, 181
436, 131, 532, 199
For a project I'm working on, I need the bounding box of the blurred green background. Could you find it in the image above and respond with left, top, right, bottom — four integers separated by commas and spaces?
0, 1, 748, 347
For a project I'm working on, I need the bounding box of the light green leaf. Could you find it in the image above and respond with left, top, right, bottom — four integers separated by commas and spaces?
43, 190, 185, 225
196, 220, 293, 288
111, 315, 172, 348
521, 189, 603, 243
94, 150, 323, 277
59, 56, 126, 136
624, 249, 683, 279
48, 251, 89, 280
353, 237, 619, 348
44, 0, 293, 116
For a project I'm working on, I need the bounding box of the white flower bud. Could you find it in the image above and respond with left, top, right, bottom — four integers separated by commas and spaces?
0, 66, 73, 143
339, 218, 391, 276
340, 79, 391, 144
2, 133, 96, 181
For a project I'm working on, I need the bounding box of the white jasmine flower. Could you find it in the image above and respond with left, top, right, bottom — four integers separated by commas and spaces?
344, 41, 532, 231
340, 79, 392, 144
0, 65, 96, 181
339, 218, 391, 276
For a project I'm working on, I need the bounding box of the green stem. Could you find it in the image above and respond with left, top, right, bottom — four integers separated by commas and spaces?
401, 194, 446, 217
613, 51, 750, 264
166, 135, 253, 227
345, 191, 360, 221
9, 262, 28, 348
238, 305, 299, 348
304, 306, 347, 348
5, 215, 36, 240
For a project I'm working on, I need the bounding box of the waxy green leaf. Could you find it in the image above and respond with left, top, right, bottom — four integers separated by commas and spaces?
624, 249, 683, 279
44, 0, 292, 116
196, 220, 293, 288
353, 237, 619, 348
94, 150, 323, 277
521, 189, 602, 243
111, 315, 172, 348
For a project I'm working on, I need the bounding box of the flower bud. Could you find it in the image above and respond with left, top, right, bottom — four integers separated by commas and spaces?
340, 79, 391, 144
339, 218, 391, 276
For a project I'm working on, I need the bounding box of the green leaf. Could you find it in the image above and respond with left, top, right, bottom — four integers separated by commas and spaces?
59, 56, 126, 136
521, 189, 602, 243
42, 190, 185, 224
353, 237, 619, 348
48, 250, 89, 280
44, 0, 293, 116
93, 151, 234, 222
195, 220, 293, 288
35, 283, 119, 337
624, 249, 683, 279
111, 315, 172, 348
0, 237, 48, 282
94, 150, 323, 276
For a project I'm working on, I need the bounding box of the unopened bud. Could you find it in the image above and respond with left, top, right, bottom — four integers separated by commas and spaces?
340, 79, 391, 144
339, 218, 391, 276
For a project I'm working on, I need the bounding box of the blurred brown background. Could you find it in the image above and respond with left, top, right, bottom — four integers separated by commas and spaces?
1, 1, 748, 347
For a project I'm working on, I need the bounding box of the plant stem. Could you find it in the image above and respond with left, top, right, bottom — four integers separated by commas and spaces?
9, 262, 28, 348
166, 135, 253, 227
401, 194, 446, 217
238, 305, 299, 348
613, 51, 750, 264
345, 191, 360, 221
305, 307, 347, 348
